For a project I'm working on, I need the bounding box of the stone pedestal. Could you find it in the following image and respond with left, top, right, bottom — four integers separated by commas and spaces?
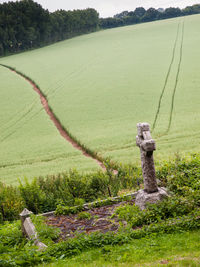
135, 187, 168, 210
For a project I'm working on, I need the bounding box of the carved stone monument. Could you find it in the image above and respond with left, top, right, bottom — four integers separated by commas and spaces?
135, 123, 168, 210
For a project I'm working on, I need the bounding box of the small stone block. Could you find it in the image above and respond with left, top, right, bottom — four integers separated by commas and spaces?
141, 139, 156, 152
20, 208, 32, 218
135, 187, 168, 210
23, 217, 37, 240
137, 123, 150, 136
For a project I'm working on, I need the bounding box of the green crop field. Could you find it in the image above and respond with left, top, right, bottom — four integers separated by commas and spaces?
0, 67, 99, 184
1, 14, 200, 183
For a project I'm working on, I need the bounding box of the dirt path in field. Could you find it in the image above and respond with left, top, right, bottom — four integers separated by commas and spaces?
0, 64, 106, 170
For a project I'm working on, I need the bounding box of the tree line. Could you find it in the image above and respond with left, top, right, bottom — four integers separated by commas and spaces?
0, 0, 200, 56
100, 5, 200, 28
0, 0, 99, 56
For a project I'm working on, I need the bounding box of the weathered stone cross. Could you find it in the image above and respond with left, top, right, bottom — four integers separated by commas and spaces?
136, 122, 158, 193
135, 122, 168, 210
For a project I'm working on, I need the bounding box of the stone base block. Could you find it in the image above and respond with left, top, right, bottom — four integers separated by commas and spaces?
135, 187, 168, 210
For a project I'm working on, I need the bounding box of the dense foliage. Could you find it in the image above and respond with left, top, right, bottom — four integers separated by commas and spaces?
1, 0, 200, 56
1, 153, 200, 222
0, 0, 99, 56
100, 5, 200, 29
0, 165, 141, 222
110, 153, 200, 228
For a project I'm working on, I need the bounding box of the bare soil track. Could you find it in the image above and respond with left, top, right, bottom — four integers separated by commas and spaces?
0, 64, 106, 170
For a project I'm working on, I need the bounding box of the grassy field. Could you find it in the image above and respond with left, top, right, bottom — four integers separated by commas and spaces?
41, 230, 200, 266
1, 15, 200, 181
0, 67, 99, 184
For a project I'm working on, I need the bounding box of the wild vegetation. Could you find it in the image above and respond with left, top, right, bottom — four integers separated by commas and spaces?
0, 153, 200, 266
0, 0, 99, 56
100, 4, 200, 28
0, 163, 141, 222
1, 151, 200, 221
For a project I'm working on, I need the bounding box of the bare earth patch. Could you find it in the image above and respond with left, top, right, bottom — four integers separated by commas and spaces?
45, 199, 135, 240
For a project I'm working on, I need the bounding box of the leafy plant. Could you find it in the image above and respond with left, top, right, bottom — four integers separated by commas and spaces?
18, 178, 46, 214
0, 183, 25, 222
113, 196, 198, 228
32, 215, 60, 245
77, 212, 92, 220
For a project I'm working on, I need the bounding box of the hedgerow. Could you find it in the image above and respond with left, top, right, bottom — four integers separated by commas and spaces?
0, 165, 141, 221
1, 153, 200, 222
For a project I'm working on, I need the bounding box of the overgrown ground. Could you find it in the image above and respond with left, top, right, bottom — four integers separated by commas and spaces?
0, 153, 200, 266
41, 230, 200, 267
1, 15, 200, 179
1, 217, 200, 267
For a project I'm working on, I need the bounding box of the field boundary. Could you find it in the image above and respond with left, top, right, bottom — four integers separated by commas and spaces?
0, 64, 108, 171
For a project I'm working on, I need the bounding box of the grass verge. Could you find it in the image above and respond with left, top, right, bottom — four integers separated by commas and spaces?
39, 230, 200, 266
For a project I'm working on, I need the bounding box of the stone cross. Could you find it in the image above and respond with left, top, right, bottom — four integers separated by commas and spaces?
136, 123, 158, 193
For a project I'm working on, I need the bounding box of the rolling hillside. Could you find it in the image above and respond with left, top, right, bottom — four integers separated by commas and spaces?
1, 14, 200, 182
0, 67, 100, 184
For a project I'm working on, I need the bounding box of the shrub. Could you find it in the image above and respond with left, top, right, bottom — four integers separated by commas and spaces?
18, 169, 130, 215
117, 164, 142, 189
156, 153, 200, 194
18, 178, 47, 214
113, 196, 198, 228
0, 183, 25, 222
1, 152, 200, 222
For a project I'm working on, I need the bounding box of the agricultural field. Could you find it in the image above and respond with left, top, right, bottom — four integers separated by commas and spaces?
1, 14, 200, 182
0, 67, 99, 184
